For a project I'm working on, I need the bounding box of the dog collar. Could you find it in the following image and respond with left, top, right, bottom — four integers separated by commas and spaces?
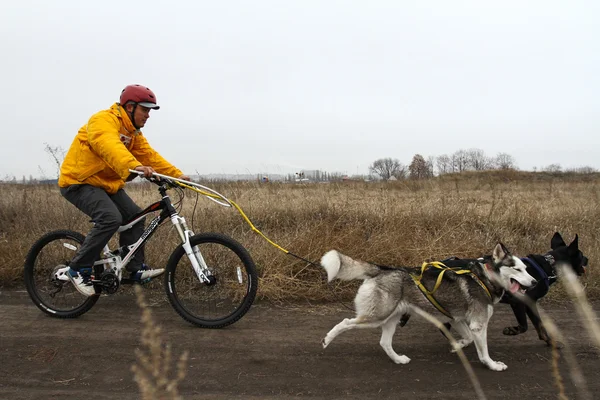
522, 257, 551, 290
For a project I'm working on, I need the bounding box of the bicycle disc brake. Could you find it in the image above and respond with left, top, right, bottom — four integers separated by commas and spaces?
47, 266, 67, 298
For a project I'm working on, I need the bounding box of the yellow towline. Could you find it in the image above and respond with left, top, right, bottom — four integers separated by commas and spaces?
176, 179, 495, 305
174, 180, 291, 255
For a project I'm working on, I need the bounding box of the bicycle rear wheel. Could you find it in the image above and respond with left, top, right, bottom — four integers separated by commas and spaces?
24, 230, 99, 318
165, 233, 258, 328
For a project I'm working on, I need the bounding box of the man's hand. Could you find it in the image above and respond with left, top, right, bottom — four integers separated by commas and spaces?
135, 165, 156, 178
179, 174, 191, 181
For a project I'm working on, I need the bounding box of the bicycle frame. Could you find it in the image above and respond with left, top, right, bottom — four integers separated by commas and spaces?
55, 181, 213, 286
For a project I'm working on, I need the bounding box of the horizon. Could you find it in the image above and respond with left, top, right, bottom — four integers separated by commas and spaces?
4, 156, 597, 183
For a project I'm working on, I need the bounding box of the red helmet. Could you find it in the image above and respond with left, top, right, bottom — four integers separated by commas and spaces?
119, 84, 160, 110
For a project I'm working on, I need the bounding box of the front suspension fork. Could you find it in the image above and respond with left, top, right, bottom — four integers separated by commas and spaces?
172, 215, 211, 284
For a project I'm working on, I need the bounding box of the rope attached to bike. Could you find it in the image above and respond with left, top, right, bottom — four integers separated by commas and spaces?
130, 170, 346, 310
136, 173, 492, 314
170, 179, 322, 268
156, 175, 498, 315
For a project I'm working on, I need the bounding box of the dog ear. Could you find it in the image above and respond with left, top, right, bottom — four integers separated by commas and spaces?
567, 234, 579, 253
493, 243, 509, 262
551, 232, 566, 250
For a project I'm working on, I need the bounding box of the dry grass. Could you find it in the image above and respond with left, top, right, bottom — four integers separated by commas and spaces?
132, 285, 188, 400
2, 171, 599, 302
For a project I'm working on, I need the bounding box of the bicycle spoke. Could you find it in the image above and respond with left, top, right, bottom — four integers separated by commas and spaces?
24, 230, 99, 318
165, 233, 257, 328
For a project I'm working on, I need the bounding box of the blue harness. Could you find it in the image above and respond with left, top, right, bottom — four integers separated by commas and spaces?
521, 256, 550, 292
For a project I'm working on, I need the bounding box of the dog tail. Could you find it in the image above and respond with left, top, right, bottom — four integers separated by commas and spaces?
320, 250, 381, 282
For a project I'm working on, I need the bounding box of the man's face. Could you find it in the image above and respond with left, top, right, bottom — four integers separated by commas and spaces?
126, 104, 151, 128
133, 105, 151, 128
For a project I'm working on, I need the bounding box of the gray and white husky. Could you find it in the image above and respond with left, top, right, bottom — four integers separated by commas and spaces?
320, 243, 537, 371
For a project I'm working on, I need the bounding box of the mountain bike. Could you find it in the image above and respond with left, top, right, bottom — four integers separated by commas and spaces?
23, 172, 258, 328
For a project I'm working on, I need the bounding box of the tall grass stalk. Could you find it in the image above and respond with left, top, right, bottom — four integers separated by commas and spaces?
131, 285, 189, 400
559, 265, 600, 347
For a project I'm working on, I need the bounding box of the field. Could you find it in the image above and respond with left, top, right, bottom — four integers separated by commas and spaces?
1, 171, 599, 301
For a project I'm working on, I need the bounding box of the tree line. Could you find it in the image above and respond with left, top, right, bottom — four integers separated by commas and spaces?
1, 145, 597, 184
369, 148, 597, 181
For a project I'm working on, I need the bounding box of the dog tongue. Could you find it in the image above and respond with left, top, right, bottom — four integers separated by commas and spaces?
509, 280, 520, 293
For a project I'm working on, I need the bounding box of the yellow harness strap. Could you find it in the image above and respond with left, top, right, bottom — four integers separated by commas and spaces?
469, 270, 493, 300
410, 262, 492, 318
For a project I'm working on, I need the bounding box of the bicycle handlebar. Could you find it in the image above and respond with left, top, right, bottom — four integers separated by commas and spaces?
128, 169, 233, 207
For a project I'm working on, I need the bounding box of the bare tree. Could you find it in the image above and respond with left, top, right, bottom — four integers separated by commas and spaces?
451, 150, 469, 172
494, 153, 517, 170
369, 158, 405, 181
436, 154, 452, 175
543, 164, 562, 173
392, 165, 408, 180
409, 154, 433, 179
465, 148, 490, 171
44, 143, 66, 179
426, 156, 435, 177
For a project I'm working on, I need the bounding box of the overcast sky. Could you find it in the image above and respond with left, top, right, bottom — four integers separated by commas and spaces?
1, 0, 598, 178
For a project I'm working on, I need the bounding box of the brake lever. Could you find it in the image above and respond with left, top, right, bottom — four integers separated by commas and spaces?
146, 176, 163, 186
159, 177, 180, 189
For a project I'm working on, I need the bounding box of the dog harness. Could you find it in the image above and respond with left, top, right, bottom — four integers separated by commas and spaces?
410, 261, 493, 319
521, 256, 550, 291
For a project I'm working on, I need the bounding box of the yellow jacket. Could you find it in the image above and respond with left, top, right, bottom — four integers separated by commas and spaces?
59, 103, 183, 194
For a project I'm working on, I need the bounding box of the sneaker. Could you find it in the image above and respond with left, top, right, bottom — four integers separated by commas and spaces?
67, 267, 96, 297
130, 264, 164, 283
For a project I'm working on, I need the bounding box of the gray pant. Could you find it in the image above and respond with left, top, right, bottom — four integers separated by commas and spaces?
60, 185, 146, 273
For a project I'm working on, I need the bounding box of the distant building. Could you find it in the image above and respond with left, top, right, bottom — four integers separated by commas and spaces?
297, 170, 329, 181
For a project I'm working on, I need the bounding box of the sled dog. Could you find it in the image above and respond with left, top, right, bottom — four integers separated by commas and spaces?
320, 243, 536, 371
500, 232, 588, 344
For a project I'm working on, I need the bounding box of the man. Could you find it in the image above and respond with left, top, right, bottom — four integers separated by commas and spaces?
58, 84, 190, 296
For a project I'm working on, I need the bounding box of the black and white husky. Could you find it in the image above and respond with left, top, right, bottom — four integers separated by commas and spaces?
320, 243, 537, 371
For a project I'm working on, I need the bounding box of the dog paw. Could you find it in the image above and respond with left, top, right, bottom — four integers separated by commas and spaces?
487, 361, 508, 371
321, 338, 329, 349
503, 326, 525, 335
393, 355, 411, 365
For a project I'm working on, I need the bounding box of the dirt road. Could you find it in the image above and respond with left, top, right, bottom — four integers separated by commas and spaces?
1, 290, 599, 399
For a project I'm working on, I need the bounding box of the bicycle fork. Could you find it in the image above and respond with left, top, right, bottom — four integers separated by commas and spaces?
171, 215, 213, 285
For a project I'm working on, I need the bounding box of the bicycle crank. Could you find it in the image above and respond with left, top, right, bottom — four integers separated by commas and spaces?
97, 271, 120, 294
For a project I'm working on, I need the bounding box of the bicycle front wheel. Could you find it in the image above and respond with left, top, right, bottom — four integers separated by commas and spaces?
165, 233, 258, 328
24, 230, 99, 318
